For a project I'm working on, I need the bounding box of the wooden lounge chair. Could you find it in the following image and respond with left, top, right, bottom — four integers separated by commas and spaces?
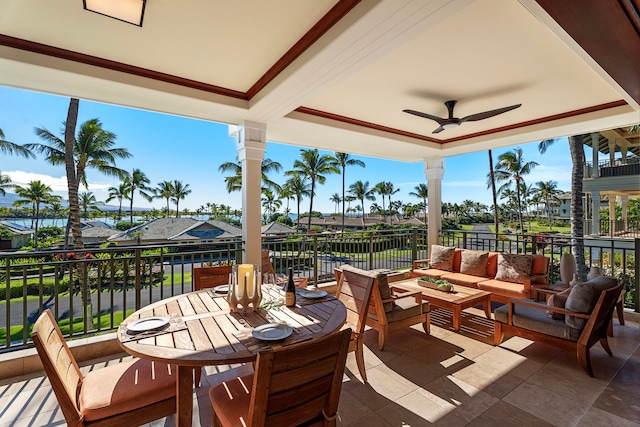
334, 267, 375, 382
209, 328, 351, 427
494, 277, 623, 377
336, 266, 430, 351
31, 309, 176, 426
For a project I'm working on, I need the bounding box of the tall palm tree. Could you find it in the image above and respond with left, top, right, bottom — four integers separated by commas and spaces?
48, 201, 65, 226
105, 182, 129, 221
218, 158, 282, 193
330, 193, 341, 213
374, 182, 387, 220
124, 169, 152, 225
539, 136, 587, 278
409, 183, 428, 228
278, 187, 294, 216
487, 149, 499, 238
13, 180, 59, 247
494, 147, 538, 232
0, 172, 13, 197
0, 128, 34, 160
153, 180, 174, 217
533, 180, 563, 226
79, 191, 100, 219
170, 180, 191, 217
329, 152, 365, 231
348, 180, 376, 227
261, 188, 281, 219
286, 149, 339, 230
384, 182, 400, 223
284, 174, 311, 230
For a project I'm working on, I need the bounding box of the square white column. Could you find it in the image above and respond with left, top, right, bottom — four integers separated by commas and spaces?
424, 158, 444, 253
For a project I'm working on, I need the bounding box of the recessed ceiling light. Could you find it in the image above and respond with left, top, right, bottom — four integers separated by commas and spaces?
83, 0, 146, 27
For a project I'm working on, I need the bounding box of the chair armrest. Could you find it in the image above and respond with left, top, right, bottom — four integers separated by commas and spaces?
504, 298, 590, 325
412, 259, 430, 269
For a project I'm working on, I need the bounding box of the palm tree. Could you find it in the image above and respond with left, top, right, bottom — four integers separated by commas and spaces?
0, 128, 34, 160
329, 153, 365, 231
409, 183, 428, 228
48, 201, 65, 226
383, 182, 399, 223
0, 172, 13, 196
487, 150, 500, 238
532, 180, 562, 226
218, 158, 282, 193
153, 180, 174, 217
539, 136, 587, 278
286, 149, 339, 230
330, 193, 341, 213
106, 182, 129, 221
494, 147, 538, 232
79, 191, 100, 219
374, 182, 387, 220
13, 181, 59, 247
348, 180, 376, 227
278, 187, 294, 216
170, 180, 191, 217
261, 189, 281, 219
124, 169, 152, 225
284, 175, 311, 230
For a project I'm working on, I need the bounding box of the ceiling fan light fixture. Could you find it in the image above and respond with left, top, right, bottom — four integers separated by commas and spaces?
442, 123, 460, 130
83, 0, 146, 27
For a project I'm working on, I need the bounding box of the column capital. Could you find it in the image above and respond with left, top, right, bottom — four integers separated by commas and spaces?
234, 121, 266, 162
424, 157, 444, 180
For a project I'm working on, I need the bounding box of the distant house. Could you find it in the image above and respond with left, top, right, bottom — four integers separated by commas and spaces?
0, 221, 34, 249
261, 222, 296, 236
107, 217, 242, 245
299, 215, 425, 230
81, 221, 117, 244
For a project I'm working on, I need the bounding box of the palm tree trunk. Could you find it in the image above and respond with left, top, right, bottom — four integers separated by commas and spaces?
308, 178, 315, 231
341, 168, 346, 232
34, 203, 40, 247
488, 150, 499, 240
569, 135, 586, 280
130, 195, 134, 226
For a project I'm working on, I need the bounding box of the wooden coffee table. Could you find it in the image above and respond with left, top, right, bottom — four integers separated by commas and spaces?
391, 278, 491, 331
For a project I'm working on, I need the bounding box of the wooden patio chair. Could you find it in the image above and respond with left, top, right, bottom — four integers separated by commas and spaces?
262, 249, 309, 287
192, 264, 232, 386
334, 266, 375, 382
31, 309, 176, 426
336, 266, 430, 351
208, 328, 351, 427
494, 277, 623, 377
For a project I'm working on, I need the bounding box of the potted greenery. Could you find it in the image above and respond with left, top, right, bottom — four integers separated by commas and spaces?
418, 276, 454, 292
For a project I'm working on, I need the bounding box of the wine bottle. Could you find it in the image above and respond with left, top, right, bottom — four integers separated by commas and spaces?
285, 268, 296, 307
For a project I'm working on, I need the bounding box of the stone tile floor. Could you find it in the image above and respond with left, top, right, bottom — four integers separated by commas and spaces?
1, 307, 638, 426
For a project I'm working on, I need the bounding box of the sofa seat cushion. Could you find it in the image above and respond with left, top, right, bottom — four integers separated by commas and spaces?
477, 279, 530, 299
368, 297, 429, 323
440, 272, 484, 288
412, 268, 449, 279
80, 359, 176, 421
494, 302, 582, 341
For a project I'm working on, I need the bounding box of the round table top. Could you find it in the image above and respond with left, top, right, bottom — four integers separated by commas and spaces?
117, 284, 346, 366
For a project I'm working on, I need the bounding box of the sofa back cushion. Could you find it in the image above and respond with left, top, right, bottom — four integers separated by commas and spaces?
531, 255, 550, 285
460, 250, 489, 276
494, 253, 533, 284
565, 276, 619, 329
486, 253, 499, 278
429, 245, 456, 271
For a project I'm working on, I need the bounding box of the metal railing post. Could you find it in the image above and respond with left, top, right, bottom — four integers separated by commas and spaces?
135, 247, 142, 311
312, 235, 318, 286
635, 238, 639, 312
411, 228, 417, 262
369, 232, 374, 270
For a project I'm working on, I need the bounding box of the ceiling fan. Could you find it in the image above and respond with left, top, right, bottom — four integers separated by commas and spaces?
403, 100, 522, 134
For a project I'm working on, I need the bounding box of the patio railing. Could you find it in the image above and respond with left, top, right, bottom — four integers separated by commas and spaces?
1, 228, 637, 352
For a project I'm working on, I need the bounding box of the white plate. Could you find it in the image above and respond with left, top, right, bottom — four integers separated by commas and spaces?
299, 290, 328, 299
252, 323, 293, 341
127, 316, 170, 332
213, 284, 230, 294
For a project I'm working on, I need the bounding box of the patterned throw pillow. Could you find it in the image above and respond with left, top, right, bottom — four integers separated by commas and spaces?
460, 251, 488, 276
429, 245, 455, 271
494, 253, 533, 284
546, 287, 571, 320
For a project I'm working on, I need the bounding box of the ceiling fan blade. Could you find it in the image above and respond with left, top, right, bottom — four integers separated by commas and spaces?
460, 104, 522, 122
403, 109, 446, 125
432, 125, 445, 134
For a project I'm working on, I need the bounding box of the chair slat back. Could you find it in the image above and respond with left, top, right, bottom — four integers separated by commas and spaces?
31, 309, 82, 424
335, 268, 375, 333
249, 328, 351, 427
193, 265, 232, 290
584, 282, 623, 339
261, 250, 276, 276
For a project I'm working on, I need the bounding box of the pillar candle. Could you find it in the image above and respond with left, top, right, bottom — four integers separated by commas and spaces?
237, 264, 254, 298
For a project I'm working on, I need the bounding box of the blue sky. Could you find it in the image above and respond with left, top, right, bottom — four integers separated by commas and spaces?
0, 85, 579, 214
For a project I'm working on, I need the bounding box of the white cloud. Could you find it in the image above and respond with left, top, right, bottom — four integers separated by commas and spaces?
5, 171, 113, 195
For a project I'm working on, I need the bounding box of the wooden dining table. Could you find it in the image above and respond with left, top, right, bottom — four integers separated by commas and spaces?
117, 284, 347, 427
